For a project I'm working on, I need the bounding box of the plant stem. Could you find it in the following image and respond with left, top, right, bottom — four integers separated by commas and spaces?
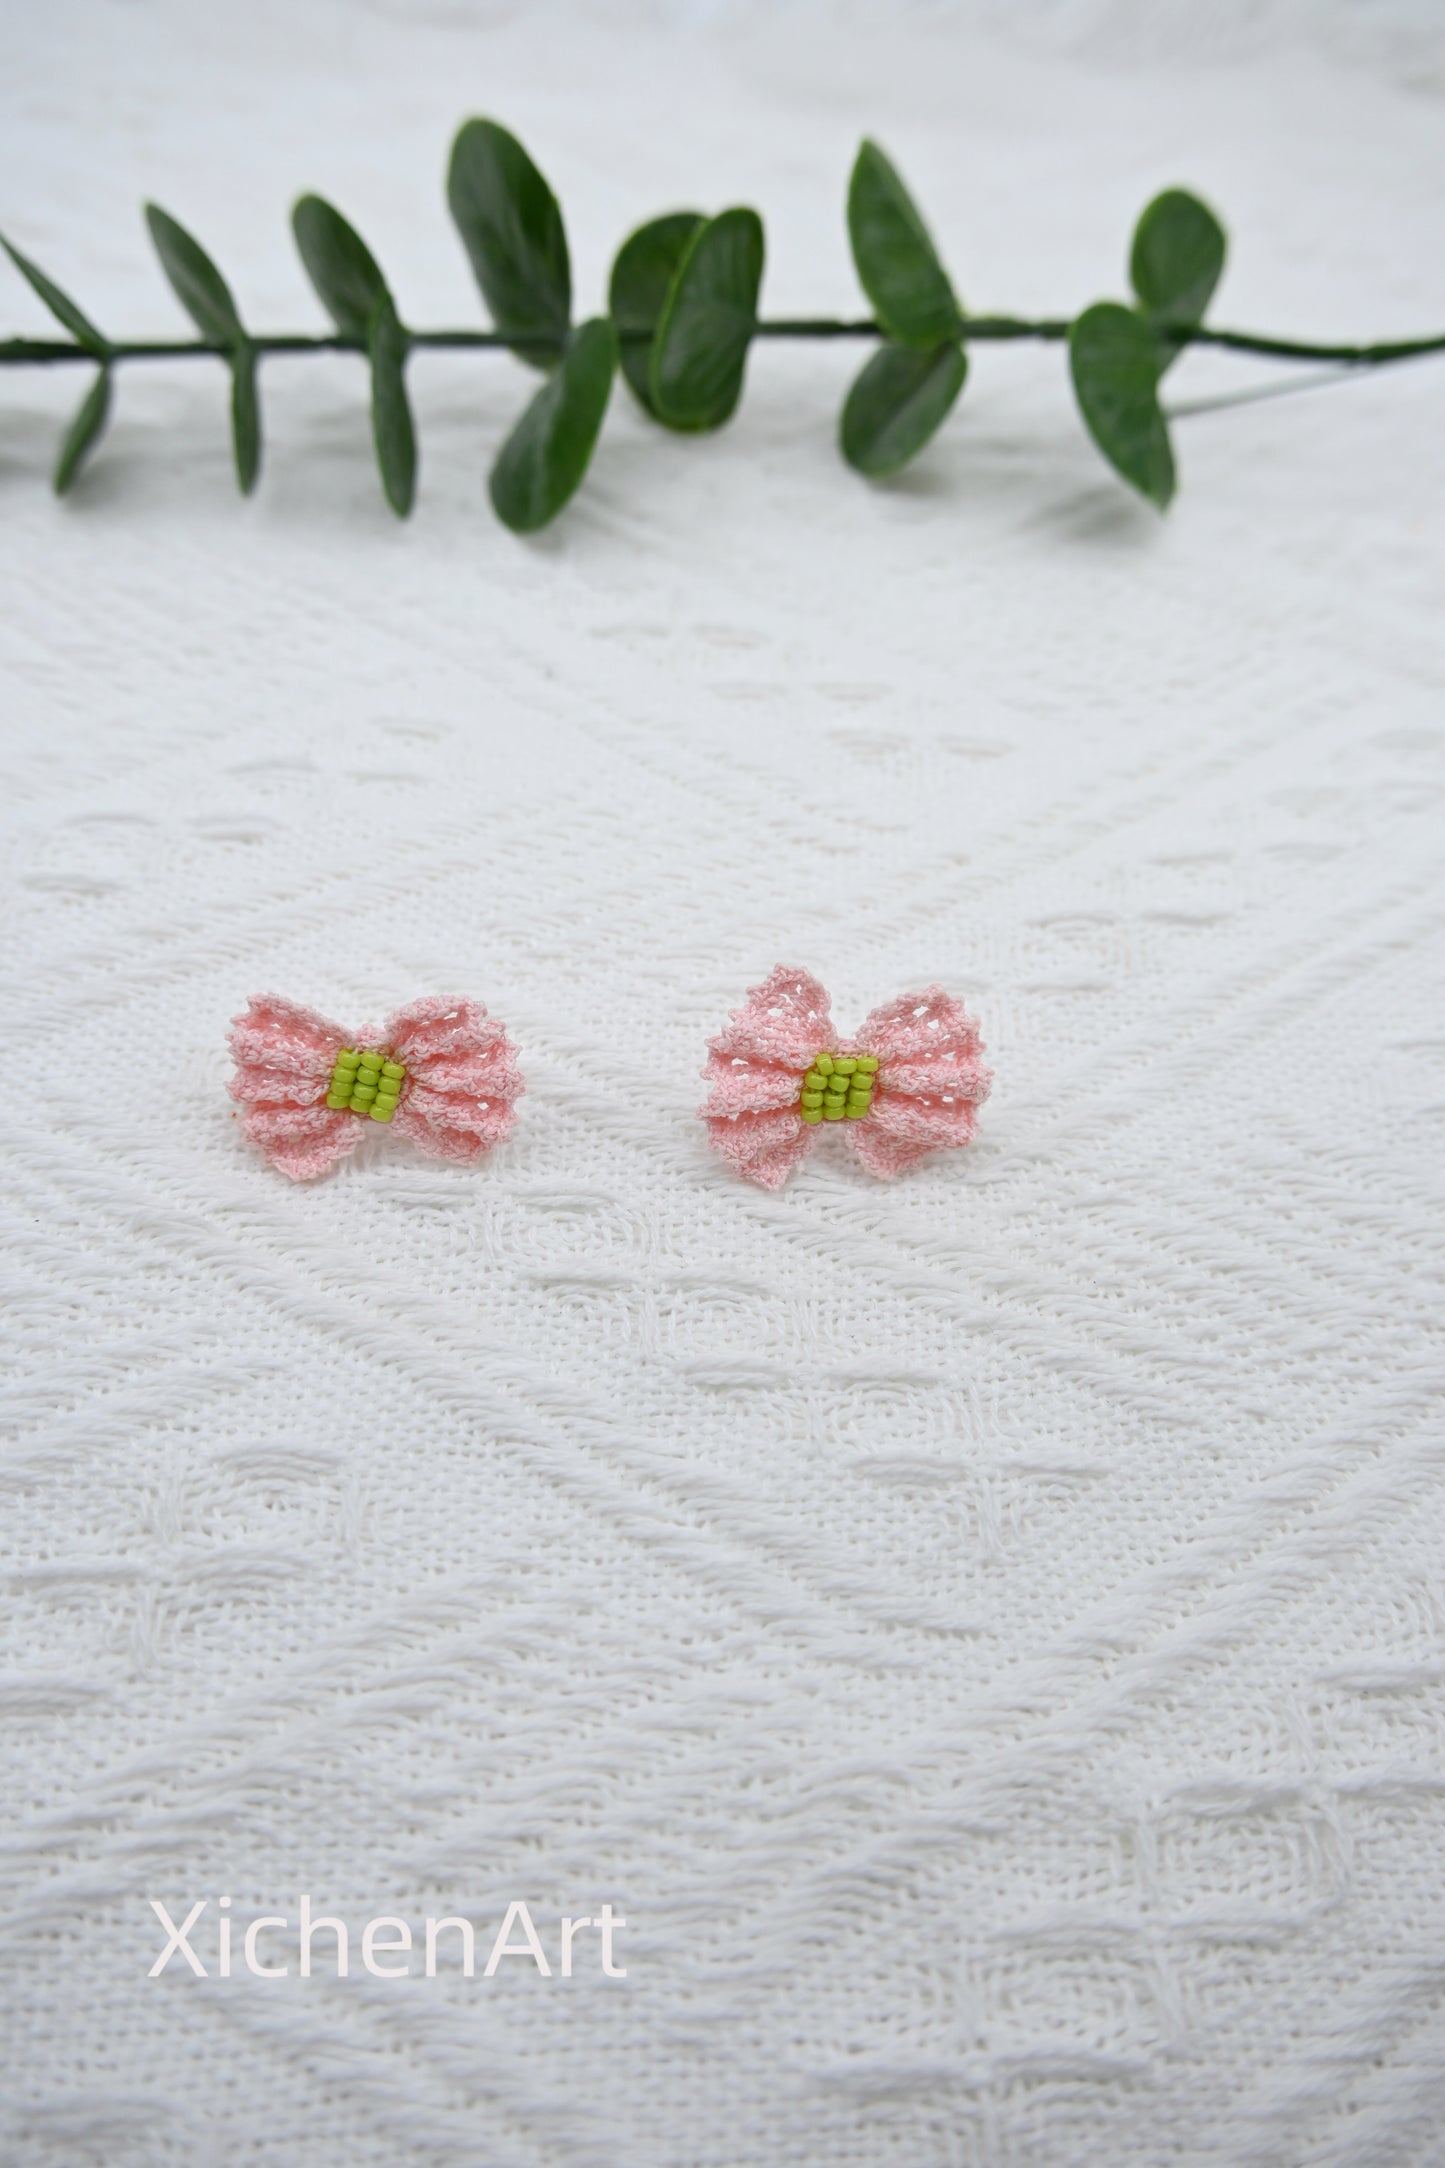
3, 318, 1444, 369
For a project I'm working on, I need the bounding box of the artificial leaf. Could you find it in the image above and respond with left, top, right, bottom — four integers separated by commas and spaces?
847, 140, 958, 349
609, 212, 704, 415
489, 316, 616, 533
1069, 300, 1174, 509
1130, 187, 1226, 338
649, 208, 764, 432
292, 195, 388, 339
369, 296, 415, 516
54, 367, 111, 493
447, 118, 570, 368
143, 203, 259, 493
840, 338, 966, 477
144, 204, 245, 344
231, 341, 261, 494
1, 234, 108, 354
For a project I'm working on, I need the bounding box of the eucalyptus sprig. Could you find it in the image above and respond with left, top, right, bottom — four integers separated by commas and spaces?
3, 118, 1441, 532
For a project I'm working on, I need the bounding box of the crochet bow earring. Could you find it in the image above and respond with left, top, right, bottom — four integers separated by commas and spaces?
700, 965, 990, 1188
228, 994, 524, 1180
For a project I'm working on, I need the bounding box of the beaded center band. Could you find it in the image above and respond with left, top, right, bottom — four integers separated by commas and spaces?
325, 1047, 407, 1122
798, 1051, 879, 1124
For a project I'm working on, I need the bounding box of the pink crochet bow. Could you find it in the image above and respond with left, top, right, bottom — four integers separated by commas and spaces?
701, 965, 990, 1188
228, 994, 524, 1180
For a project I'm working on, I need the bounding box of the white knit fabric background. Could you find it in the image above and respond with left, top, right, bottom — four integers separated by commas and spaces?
4, 4, 1445, 2162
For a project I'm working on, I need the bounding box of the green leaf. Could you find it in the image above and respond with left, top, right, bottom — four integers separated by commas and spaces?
489, 316, 616, 533
1069, 301, 1174, 509
649, 208, 764, 432
142, 205, 259, 493
54, 367, 112, 493
847, 140, 958, 349
231, 341, 261, 494
291, 196, 411, 510
1, 233, 108, 354
1130, 188, 1226, 342
840, 338, 967, 478
369, 296, 415, 516
447, 118, 570, 369
144, 204, 245, 344
291, 194, 388, 339
608, 212, 704, 416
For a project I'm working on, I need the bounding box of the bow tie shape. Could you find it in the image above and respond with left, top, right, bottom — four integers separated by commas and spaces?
228, 994, 524, 1180
701, 965, 990, 1188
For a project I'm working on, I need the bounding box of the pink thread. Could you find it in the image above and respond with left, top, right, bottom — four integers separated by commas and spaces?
700, 965, 990, 1188
227, 993, 524, 1181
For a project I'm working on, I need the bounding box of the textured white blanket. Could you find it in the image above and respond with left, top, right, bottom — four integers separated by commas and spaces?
4, 4, 1445, 2162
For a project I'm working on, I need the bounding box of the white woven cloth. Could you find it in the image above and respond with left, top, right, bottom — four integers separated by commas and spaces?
4, 4, 1445, 2162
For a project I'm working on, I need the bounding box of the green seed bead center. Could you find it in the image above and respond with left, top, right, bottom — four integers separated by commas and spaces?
324, 1047, 407, 1122
798, 1050, 879, 1124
